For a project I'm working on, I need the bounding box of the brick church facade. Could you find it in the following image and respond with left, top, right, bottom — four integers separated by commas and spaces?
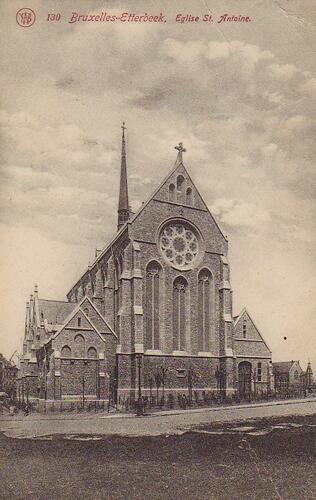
17, 126, 273, 406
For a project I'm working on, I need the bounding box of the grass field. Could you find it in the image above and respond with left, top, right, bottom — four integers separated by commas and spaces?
1, 414, 315, 500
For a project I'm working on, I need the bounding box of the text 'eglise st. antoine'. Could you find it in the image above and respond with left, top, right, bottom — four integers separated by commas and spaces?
66, 12, 252, 24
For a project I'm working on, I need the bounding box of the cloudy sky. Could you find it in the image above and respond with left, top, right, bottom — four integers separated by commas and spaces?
1, 0, 315, 370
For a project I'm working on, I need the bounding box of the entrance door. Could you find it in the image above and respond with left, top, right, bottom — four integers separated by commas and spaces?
238, 362, 252, 398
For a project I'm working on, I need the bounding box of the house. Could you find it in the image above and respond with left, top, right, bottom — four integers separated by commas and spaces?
273, 360, 303, 392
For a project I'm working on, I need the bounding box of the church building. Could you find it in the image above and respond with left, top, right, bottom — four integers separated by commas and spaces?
17, 125, 273, 407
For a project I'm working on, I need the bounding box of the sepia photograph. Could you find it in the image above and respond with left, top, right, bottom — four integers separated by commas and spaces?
0, 1, 315, 498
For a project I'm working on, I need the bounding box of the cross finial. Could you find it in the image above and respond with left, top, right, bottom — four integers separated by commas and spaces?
175, 142, 186, 163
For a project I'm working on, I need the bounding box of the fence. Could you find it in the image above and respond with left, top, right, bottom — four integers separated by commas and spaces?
6, 385, 316, 414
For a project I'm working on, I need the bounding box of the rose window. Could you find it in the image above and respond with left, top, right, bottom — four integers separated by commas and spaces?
159, 222, 200, 270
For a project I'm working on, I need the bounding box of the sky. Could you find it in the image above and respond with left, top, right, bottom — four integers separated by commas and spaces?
0, 0, 315, 371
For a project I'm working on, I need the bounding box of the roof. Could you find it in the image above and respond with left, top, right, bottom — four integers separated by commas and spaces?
38, 299, 76, 325
52, 295, 117, 342
273, 361, 298, 373
67, 223, 128, 297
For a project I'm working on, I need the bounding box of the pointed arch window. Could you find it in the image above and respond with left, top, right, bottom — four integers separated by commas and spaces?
87, 347, 97, 359
198, 269, 213, 352
61, 345, 71, 358
173, 276, 187, 351
176, 175, 185, 203
114, 261, 119, 334
100, 263, 106, 287
186, 187, 193, 205
74, 334, 85, 357
118, 254, 124, 276
169, 183, 175, 202
145, 261, 161, 350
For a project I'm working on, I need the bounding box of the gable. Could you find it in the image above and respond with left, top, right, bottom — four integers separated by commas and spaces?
52, 296, 117, 343
130, 162, 227, 255
67, 310, 92, 330
289, 361, 302, 374
79, 297, 116, 336
235, 310, 262, 341
234, 309, 271, 354
153, 162, 207, 211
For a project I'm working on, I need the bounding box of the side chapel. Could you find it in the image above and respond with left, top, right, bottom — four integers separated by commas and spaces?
17, 125, 273, 406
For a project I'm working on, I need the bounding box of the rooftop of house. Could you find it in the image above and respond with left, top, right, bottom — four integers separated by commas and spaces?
272, 361, 299, 373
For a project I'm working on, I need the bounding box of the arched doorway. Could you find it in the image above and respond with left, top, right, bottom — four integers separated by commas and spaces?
238, 362, 252, 398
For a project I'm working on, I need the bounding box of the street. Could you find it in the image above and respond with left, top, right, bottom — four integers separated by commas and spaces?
1, 398, 316, 439
0, 399, 315, 499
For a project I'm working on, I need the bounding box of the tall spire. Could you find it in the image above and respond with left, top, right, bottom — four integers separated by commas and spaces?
117, 122, 130, 230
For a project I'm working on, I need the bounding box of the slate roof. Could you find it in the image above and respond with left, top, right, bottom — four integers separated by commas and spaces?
38, 299, 76, 325
272, 361, 296, 374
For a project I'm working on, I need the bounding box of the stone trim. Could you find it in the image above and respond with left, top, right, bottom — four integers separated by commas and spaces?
117, 387, 236, 393
235, 338, 265, 343
219, 281, 231, 290
132, 241, 141, 251
133, 305, 143, 315
153, 197, 208, 212
62, 326, 94, 332
120, 270, 132, 280
197, 351, 214, 357
224, 348, 234, 357
223, 314, 233, 322
59, 356, 99, 361
131, 270, 143, 279
145, 349, 163, 355
236, 355, 272, 359
135, 343, 144, 353
117, 351, 220, 358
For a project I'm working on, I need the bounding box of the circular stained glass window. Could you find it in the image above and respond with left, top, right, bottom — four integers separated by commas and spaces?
159, 221, 201, 270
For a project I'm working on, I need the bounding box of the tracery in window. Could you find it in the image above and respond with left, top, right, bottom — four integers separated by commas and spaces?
173, 276, 187, 351
145, 261, 161, 350
198, 269, 213, 352
159, 221, 201, 270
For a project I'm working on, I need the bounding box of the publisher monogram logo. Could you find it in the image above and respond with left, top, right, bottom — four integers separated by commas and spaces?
16, 8, 36, 27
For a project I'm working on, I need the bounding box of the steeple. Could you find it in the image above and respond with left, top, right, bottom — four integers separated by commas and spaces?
117, 122, 130, 230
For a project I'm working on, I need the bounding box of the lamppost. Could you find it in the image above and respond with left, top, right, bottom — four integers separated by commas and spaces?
82, 375, 85, 409
215, 366, 226, 399
136, 354, 143, 416
160, 366, 168, 405
215, 366, 220, 393
187, 367, 194, 404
